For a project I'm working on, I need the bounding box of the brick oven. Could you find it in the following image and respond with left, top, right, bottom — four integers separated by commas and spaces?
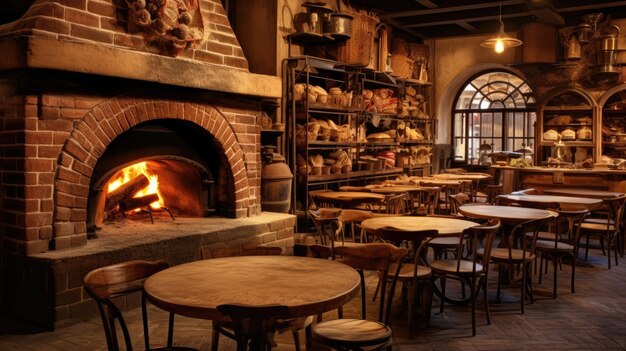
0, 0, 294, 329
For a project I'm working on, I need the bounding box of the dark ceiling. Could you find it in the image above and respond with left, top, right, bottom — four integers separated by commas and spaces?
349, 0, 626, 41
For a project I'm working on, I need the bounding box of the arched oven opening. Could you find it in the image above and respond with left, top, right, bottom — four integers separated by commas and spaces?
86, 119, 234, 234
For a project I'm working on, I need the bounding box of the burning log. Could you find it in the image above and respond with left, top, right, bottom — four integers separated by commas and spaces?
119, 193, 160, 212
105, 174, 150, 211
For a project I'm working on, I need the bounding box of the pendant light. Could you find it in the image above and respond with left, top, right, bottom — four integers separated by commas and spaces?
480, 3, 522, 54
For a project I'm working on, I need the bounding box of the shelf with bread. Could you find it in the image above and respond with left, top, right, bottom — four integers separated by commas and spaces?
537, 87, 597, 165
600, 87, 626, 161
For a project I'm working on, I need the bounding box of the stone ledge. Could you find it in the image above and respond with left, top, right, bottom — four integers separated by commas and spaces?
0, 36, 281, 99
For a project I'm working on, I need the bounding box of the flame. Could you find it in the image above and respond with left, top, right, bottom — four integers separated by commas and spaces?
107, 161, 165, 210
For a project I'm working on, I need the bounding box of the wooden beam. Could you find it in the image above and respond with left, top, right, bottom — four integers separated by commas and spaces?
457, 22, 478, 32
385, 18, 428, 40
555, 1, 626, 13
382, 0, 525, 19
404, 12, 531, 28
415, 0, 438, 9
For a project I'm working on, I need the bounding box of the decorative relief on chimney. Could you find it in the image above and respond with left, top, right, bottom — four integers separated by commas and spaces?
126, 0, 205, 55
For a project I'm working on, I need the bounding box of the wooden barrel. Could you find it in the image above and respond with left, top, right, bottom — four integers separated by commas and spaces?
261, 156, 293, 213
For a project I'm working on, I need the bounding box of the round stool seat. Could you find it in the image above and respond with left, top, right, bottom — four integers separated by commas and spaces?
312, 319, 392, 347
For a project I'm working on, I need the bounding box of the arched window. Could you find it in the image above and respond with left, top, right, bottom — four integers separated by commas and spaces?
452, 71, 536, 164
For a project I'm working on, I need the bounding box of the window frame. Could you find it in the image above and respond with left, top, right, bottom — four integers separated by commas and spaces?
451, 70, 536, 165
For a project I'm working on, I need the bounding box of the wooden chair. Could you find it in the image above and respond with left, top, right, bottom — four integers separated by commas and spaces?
339, 209, 374, 243
374, 227, 438, 338
83, 260, 196, 351
216, 304, 292, 351
430, 219, 501, 336
480, 183, 503, 204
308, 189, 333, 210
311, 243, 408, 350
412, 186, 441, 215
535, 209, 589, 298
486, 217, 550, 313
579, 194, 626, 269
308, 208, 344, 256
449, 193, 471, 216
207, 247, 311, 351
377, 193, 408, 214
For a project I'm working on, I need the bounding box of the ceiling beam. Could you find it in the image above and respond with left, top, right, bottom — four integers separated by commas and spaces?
415, 0, 438, 9
385, 18, 428, 40
404, 12, 531, 28
457, 22, 478, 32
555, 1, 626, 13
382, 0, 525, 19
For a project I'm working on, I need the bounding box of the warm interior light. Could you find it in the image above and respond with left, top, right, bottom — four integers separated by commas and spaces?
480, 3, 522, 53
495, 39, 505, 53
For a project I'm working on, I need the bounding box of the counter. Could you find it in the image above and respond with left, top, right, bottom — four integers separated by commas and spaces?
491, 165, 626, 194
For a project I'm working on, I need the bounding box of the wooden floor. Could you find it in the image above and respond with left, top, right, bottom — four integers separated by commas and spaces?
2, 246, 626, 350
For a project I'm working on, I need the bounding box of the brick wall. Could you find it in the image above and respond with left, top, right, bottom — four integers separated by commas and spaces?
0, 83, 263, 255
0, 0, 248, 70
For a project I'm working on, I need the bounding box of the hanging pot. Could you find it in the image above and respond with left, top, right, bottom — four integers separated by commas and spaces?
324, 13, 352, 39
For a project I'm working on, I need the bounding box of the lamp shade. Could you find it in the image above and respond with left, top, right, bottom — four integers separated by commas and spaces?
481, 20, 522, 53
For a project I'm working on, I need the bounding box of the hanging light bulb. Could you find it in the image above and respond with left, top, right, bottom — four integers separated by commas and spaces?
480, 3, 522, 54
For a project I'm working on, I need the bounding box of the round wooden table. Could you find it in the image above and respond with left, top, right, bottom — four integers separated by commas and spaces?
366, 185, 423, 194
316, 191, 385, 208
361, 216, 478, 237
432, 173, 492, 181
458, 204, 557, 225
144, 256, 361, 322
543, 188, 624, 199
497, 194, 603, 210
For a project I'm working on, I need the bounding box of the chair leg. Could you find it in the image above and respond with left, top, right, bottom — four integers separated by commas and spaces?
496, 266, 502, 303
538, 255, 544, 284
425, 280, 433, 328
211, 323, 220, 351
585, 234, 590, 260
292, 329, 301, 351
470, 279, 476, 336
571, 254, 576, 294
521, 263, 526, 314
552, 254, 558, 299
408, 281, 415, 339
482, 277, 491, 326
608, 235, 612, 269
439, 276, 446, 313
358, 270, 367, 320
167, 312, 175, 347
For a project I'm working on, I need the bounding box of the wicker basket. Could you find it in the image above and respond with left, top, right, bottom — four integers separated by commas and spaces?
390, 54, 414, 79
334, 11, 379, 67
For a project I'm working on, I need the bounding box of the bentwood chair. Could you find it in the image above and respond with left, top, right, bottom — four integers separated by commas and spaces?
535, 209, 589, 298
579, 194, 626, 269
311, 243, 408, 350
308, 208, 344, 256
430, 219, 501, 336
83, 260, 196, 351
374, 227, 438, 337
486, 217, 549, 314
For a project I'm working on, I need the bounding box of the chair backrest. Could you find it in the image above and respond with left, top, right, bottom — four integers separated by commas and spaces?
374, 227, 438, 269
205, 246, 283, 259
547, 209, 589, 250
602, 194, 626, 232
510, 217, 552, 260
486, 184, 503, 205
382, 193, 408, 214
308, 189, 333, 209
338, 209, 373, 224
456, 219, 501, 275
216, 304, 292, 351
414, 186, 441, 215
308, 208, 343, 252
449, 193, 470, 215
83, 260, 170, 351
334, 243, 408, 325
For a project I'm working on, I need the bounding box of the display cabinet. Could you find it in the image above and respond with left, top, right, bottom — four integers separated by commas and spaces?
537, 88, 597, 165
599, 85, 626, 161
